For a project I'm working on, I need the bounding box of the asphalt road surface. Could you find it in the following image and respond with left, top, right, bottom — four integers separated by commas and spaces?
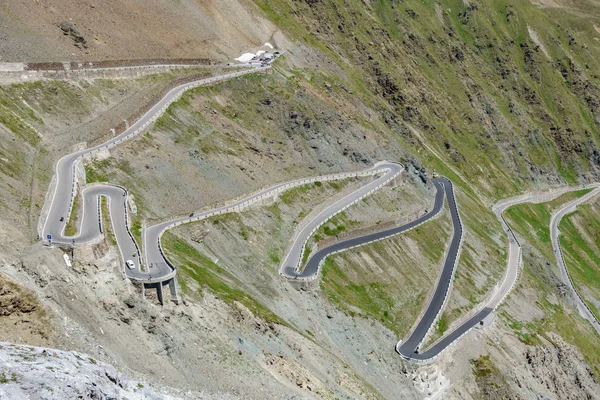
42, 66, 267, 278
40, 58, 600, 361
287, 178, 446, 280
144, 161, 404, 283
280, 162, 404, 277
393, 178, 463, 360
550, 185, 600, 335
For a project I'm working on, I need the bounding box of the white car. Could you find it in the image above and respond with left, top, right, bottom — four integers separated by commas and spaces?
125, 260, 135, 270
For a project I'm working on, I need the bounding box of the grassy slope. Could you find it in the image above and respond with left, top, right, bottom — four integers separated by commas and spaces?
0, 69, 225, 244
162, 231, 288, 327
504, 189, 600, 377
249, 0, 600, 338
505, 189, 592, 260
321, 209, 452, 338
162, 176, 364, 315
559, 198, 600, 319
255, 0, 600, 193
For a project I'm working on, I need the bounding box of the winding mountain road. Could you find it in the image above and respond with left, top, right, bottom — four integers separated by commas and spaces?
394, 186, 598, 361
39, 60, 600, 363
280, 162, 405, 278
42, 66, 269, 278
283, 177, 446, 280
142, 161, 406, 283
551, 185, 600, 335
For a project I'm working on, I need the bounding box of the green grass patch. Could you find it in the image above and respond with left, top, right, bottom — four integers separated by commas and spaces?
101, 196, 117, 246
163, 232, 288, 327
558, 201, 600, 320
472, 355, 494, 378
279, 183, 314, 206
320, 211, 451, 337
436, 312, 449, 336
504, 188, 592, 260
85, 159, 111, 183
64, 193, 81, 236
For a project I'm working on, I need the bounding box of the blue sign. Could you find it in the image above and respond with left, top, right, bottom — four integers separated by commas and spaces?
47, 234, 52, 241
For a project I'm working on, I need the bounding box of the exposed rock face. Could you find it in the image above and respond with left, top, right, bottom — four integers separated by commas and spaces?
0, 342, 177, 400
0, 280, 36, 316
523, 334, 599, 400
57, 21, 87, 48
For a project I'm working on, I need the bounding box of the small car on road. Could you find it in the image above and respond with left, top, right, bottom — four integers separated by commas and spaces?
125, 260, 135, 269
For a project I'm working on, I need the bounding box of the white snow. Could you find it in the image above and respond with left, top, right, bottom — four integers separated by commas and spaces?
235, 43, 279, 63
235, 50, 266, 62
235, 53, 256, 62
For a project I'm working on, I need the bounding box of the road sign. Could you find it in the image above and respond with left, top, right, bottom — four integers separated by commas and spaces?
47, 234, 52, 241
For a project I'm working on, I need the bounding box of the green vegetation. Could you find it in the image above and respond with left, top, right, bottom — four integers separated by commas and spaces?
85, 159, 111, 183
472, 355, 494, 378
435, 313, 449, 336
162, 232, 288, 327
323, 224, 345, 236
559, 200, 600, 320
268, 247, 281, 265
501, 310, 542, 346
505, 189, 591, 260
503, 188, 600, 378
129, 215, 144, 270
470, 354, 512, 395
313, 213, 357, 241
0, 105, 40, 146
64, 193, 81, 236
100, 197, 116, 246
280, 183, 316, 206
130, 216, 142, 250
0, 371, 18, 384
321, 211, 451, 337
300, 246, 311, 267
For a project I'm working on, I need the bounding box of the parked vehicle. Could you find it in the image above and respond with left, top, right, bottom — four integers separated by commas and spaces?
189, 213, 194, 217
126, 260, 135, 269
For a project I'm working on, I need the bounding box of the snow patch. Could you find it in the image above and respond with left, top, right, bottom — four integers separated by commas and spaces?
235, 53, 256, 62
235, 46, 273, 62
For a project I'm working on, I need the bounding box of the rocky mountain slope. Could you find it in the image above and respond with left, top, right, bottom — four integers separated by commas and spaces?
0, 342, 179, 400
1, 0, 600, 399
0, 0, 284, 62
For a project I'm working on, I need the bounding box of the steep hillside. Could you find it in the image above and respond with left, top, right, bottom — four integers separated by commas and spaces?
0, 0, 283, 62
505, 189, 600, 378
1, 0, 600, 399
559, 197, 600, 320
255, 0, 600, 194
